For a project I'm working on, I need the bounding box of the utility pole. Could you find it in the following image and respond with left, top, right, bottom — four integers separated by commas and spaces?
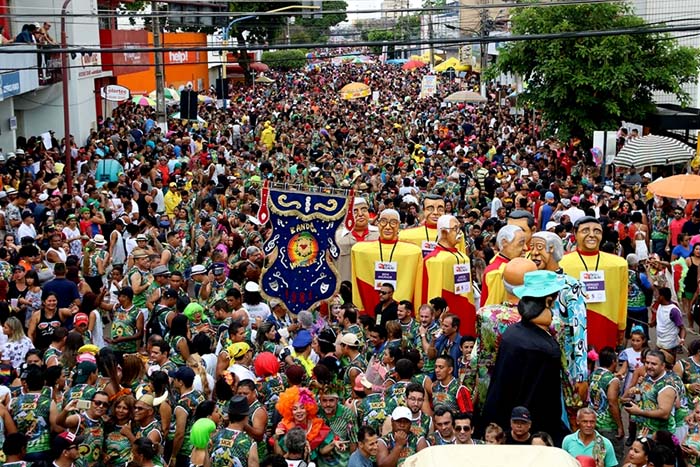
428, 12, 435, 70
479, 8, 489, 98
152, 0, 166, 129
61, 0, 73, 195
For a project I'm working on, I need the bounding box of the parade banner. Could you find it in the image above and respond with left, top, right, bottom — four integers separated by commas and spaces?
258, 182, 353, 315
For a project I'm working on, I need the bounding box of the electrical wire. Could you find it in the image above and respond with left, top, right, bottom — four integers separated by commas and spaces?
3, 21, 700, 54
2, 0, 631, 18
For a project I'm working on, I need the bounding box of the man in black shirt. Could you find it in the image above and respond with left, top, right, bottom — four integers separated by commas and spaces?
682, 209, 700, 237
373, 283, 398, 328
505, 406, 533, 445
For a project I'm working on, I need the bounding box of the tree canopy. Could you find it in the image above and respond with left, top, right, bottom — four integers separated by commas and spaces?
491, 2, 700, 139
261, 49, 308, 70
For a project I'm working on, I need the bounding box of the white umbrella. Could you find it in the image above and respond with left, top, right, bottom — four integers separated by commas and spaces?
444, 90, 487, 103
169, 112, 206, 123
614, 134, 695, 167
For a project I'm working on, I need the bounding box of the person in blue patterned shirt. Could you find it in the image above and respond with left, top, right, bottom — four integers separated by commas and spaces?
531, 231, 589, 425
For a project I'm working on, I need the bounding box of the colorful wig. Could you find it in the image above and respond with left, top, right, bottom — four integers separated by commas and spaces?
275, 386, 327, 450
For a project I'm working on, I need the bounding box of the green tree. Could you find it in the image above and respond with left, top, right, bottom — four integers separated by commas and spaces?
491, 2, 700, 139
261, 49, 308, 70
364, 30, 395, 55
297, 1, 348, 43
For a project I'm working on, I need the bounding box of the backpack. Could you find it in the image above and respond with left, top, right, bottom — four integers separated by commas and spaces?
146, 304, 166, 338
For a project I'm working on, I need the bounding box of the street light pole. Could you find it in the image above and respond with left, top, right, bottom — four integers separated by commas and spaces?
221, 15, 259, 110
152, 1, 166, 128
223, 6, 319, 87
61, 0, 73, 195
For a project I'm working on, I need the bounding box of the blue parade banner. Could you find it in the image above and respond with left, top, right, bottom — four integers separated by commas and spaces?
258, 183, 352, 315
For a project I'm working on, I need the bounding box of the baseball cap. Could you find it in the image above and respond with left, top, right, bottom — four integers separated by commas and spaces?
545, 221, 559, 231
354, 373, 372, 392
118, 286, 134, 299
340, 333, 360, 348
74, 313, 89, 327
74, 361, 98, 384
511, 406, 531, 422
292, 330, 313, 348
190, 264, 207, 275
168, 366, 195, 386
545, 191, 555, 200
163, 288, 178, 299
391, 406, 412, 421
269, 298, 283, 309
53, 431, 84, 454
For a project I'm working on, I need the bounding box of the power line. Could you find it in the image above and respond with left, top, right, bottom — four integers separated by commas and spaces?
3, 22, 700, 54
2, 0, 628, 19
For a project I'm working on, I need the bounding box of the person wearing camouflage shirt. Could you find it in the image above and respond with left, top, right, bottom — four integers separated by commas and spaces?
589, 347, 624, 461
211, 396, 258, 467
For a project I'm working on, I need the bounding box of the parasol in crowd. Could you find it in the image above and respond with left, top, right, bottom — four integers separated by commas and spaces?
613, 134, 696, 167
169, 112, 206, 123
148, 88, 180, 102
647, 174, 700, 199
132, 95, 156, 107
249, 62, 270, 72
444, 90, 487, 103
402, 60, 428, 71
339, 82, 371, 100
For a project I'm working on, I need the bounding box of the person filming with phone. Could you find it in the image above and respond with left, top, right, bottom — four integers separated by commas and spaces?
621, 350, 677, 436
56, 392, 110, 467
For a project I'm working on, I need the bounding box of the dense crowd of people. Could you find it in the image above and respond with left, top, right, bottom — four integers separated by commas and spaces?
0, 55, 698, 467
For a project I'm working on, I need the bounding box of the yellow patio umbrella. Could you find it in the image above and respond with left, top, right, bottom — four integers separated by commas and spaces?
434, 57, 471, 73
339, 82, 371, 100
420, 53, 443, 63
409, 55, 429, 63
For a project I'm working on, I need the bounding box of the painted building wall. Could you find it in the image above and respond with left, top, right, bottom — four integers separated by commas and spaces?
116, 32, 210, 95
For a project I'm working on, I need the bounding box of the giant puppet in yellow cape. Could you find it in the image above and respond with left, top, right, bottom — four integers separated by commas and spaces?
560, 216, 628, 350
351, 209, 423, 315
399, 194, 466, 256
420, 215, 476, 335
480, 225, 527, 307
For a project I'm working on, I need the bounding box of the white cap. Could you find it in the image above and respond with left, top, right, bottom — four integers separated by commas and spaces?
603, 186, 614, 195
38, 193, 49, 202
247, 215, 261, 226
643, 172, 652, 179
244, 281, 260, 293
402, 194, 419, 205
545, 221, 559, 231
191, 264, 207, 275
391, 406, 412, 421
